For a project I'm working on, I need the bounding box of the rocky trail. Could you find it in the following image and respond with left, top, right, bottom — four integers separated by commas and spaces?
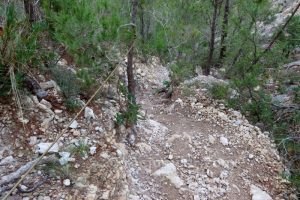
0, 58, 297, 200
121, 64, 295, 200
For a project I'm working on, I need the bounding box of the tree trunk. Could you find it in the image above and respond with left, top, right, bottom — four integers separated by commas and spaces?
127, 0, 138, 102
203, 0, 219, 75
23, 0, 35, 23
218, 0, 230, 66
139, 3, 145, 45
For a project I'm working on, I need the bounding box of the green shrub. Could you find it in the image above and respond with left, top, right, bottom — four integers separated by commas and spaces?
0, 3, 46, 96
209, 84, 229, 100
51, 67, 80, 98
170, 62, 195, 85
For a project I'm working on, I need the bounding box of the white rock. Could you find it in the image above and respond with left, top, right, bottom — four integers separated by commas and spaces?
206, 169, 214, 178
250, 185, 272, 200
90, 146, 97, 155
40, 80, 60, 92
136, 142, 152, 154
95, 126, 104, 132
175, 98, 184, 107
153, 163, 184, 188
218, 112, 228, 121
40, 99, 52, 109
63, 179, 71, 186
69, 120, 78, 129
208, 135, 216, 144
220, 136, 229, 146
180, 159, 188, 165
59, 152, 71, 165
194, 195, 201, 200
29, 136, 38, 146
101, 191, 110, 200
85, 107, 96, 121
35, 142, 59, 154
249, 154, 254, 159
0, 156, 15, 165
54, 109, 63, 114
100, 152, 110, 159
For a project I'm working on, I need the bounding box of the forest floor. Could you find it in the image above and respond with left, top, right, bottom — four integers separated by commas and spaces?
0, 58, 297, 200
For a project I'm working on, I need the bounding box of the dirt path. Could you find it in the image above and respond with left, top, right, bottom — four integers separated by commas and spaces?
121, 61, 294, 200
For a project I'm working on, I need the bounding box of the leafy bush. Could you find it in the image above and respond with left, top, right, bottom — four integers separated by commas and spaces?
170, 62, 195, 85
209, 84, 229, 100
51, 66, 82, 110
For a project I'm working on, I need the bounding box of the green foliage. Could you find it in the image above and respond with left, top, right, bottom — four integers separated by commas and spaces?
278, 16, 300, 57
70, 140, 89, 158
209, 84, 230, 100
170, 62, 195, 85
0, 3, 46, 96
42, 160, 71, 179
51, 66, 82, 110
42, 0, 122, 67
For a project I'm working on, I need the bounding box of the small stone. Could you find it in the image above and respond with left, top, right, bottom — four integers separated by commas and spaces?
101, 191, 110, 199
29, 136, 38, 146
69, 120, 78, 129
194, 195, 200, 200
206, 169, 214, 178
0, 156, 15, 165
208, 135, 215, 144
168, 154, 173, 160
181, 159, 188, 165
220, 136, 229, 146
63, 179, 71, 186
40, 99, 52, 109
85, 107, 96, 121
175, 98, 184, 107
59, 152, 71, 165
35, 142, 59, 154
249, 154, 254, 159
95, 126, 103, 132
72, 130, 80, 137
90, 146, 97, 155
153, 163, 184, 188
100, 152, 109, 159
54, 109, 63, 114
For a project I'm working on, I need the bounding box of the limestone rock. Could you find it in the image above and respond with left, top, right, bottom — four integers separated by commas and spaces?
153, 163, 184, 188
250, 185, 272, 200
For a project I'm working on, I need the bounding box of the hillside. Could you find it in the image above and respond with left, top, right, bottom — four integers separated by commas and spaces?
0, 0, 300, 199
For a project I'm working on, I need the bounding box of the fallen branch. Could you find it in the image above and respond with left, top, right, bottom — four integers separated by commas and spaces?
0, 155, 56, 187
17, 178, 48, 193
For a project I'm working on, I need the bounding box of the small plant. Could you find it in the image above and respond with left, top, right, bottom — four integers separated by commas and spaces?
209, 84, 229, 100
64, 98, 81, 111
170, 62, 195, 86
70, 140, 89, 158
42, 160, 71, 179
